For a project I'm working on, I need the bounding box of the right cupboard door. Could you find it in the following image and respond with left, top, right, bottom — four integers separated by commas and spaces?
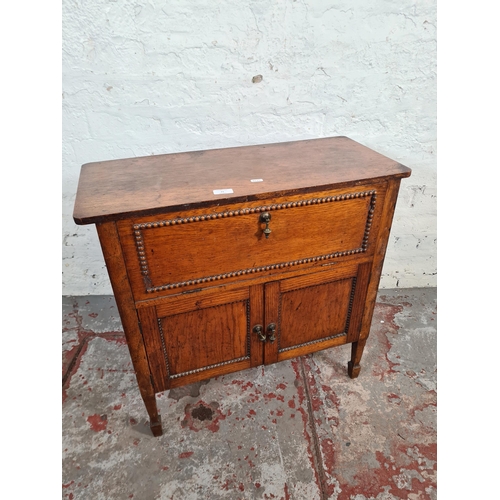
264, 262, 372, 365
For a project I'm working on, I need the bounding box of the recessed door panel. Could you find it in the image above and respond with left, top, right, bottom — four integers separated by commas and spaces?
139, 287, 264, 390
161, 300, 248, 377
263, 263, 372, 364
279, 278, 354, 350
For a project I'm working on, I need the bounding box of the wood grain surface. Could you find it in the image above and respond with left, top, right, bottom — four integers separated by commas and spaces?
73, 136, 410, 224
74, 138, 411, 436
117, 183, 387, 302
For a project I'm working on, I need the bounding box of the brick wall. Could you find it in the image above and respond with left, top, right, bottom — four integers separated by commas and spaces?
62, 0, 436, 294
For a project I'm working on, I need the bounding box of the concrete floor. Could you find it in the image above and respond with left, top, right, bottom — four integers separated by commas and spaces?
62, 288, 437, 500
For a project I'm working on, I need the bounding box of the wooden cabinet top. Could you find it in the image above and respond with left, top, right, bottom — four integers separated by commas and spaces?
73, 136, 411, 225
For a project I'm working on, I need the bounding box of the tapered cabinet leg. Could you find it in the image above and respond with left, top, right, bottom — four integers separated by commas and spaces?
143, 395, 163, 437
95, 222, 164, 437
348, 338, 367, 379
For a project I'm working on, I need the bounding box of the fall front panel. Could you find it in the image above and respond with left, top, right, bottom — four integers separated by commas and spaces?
116, 184, 386, 301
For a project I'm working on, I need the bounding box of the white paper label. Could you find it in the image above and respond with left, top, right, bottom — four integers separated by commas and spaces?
213, 188, 233, 195
250, 179, 264, 182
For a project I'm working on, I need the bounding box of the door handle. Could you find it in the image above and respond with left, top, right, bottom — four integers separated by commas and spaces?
253, 324, 266, 342
254, 323, 276, 342
266, 323, 276, 342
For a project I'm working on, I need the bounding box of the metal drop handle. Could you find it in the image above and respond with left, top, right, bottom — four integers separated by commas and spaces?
267, 323, 276, 342
253, 324, 266, 342
260, 212, 272, 239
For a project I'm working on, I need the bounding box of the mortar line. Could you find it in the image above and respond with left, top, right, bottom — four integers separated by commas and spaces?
299, 356, 329, 500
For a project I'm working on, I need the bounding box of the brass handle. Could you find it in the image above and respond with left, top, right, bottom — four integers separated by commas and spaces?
266, 323, 276, 342
260, 212, 272, 239
253, 324, 266, 342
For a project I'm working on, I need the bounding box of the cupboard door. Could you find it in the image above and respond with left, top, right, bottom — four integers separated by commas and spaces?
264, 263, 371, 364
138, 286, 264, 391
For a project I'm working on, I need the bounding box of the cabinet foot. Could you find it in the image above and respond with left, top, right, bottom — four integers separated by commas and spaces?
142, 393, 163, 437
348, 338, 367, 379
347, 361, 361, 378
150, 415, 163, 437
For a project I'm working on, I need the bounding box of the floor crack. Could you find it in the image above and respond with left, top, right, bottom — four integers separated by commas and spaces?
299, 356, 329, 500
62, 332, 125, 388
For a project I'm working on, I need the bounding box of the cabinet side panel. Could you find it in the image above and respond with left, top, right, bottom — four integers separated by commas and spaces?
95, 222, 158, 411
359, 179, 402, 341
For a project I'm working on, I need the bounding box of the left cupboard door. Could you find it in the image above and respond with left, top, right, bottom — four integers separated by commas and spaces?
137, 285, 264, 391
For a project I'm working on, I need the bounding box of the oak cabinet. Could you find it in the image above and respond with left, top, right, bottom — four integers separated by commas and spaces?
73, 136, 411, 436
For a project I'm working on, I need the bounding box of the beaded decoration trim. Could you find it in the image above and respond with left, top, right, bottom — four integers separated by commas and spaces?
133, 190, 376, 293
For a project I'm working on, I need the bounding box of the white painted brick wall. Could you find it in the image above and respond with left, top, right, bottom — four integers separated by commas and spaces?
62, 0, 436, 295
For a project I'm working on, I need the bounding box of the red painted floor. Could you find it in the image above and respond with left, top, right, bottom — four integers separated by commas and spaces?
62, 288, 436, 499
